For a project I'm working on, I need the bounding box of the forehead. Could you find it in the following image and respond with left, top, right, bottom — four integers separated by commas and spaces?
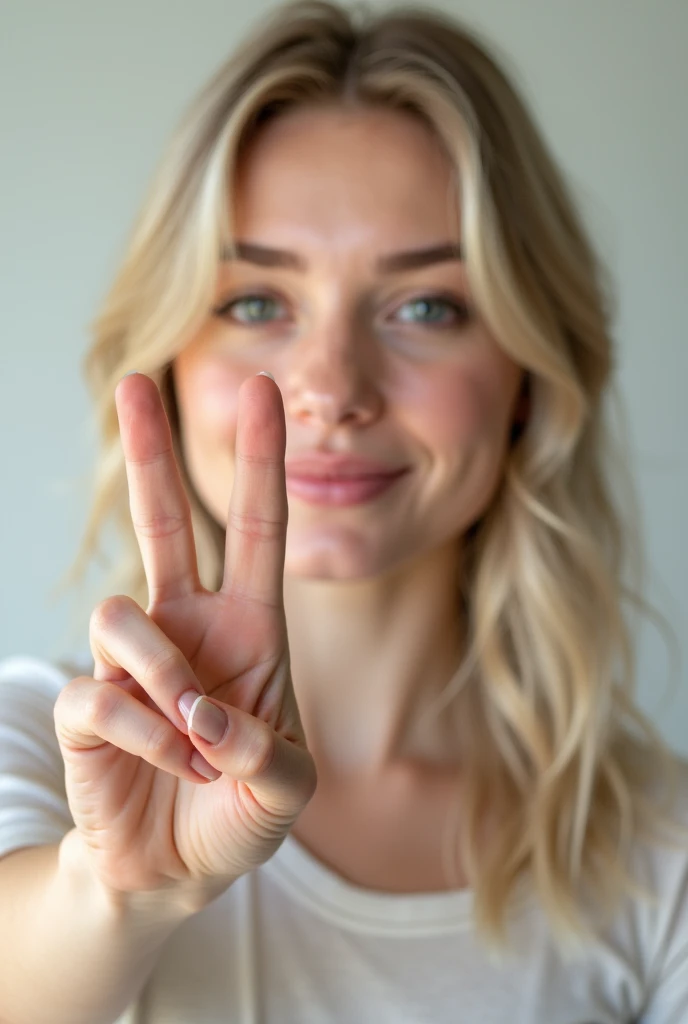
232, 104, 460, 247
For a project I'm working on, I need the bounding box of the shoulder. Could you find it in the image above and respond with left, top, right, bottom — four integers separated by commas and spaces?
0, 654, 91, 735
614, 752, 688, 993
0, 654, 92, 699
0, 653, 86, 738
0, 656, 81, 858
623, 752, 688, 1019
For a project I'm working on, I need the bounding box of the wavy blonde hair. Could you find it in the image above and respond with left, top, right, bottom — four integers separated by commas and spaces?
61, 0, 683, 951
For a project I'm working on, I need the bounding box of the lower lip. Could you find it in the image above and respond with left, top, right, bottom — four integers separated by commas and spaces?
285, 471, 409, 506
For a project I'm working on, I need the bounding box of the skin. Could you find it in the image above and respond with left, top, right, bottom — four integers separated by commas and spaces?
173, 103, 527, 889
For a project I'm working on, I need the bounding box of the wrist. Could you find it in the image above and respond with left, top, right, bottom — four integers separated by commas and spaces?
56, 829, 218, 925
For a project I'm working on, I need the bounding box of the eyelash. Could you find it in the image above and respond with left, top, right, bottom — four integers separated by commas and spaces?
212, 292, 473, 330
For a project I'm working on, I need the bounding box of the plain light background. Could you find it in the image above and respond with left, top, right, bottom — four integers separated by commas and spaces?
1, 0, 686, 751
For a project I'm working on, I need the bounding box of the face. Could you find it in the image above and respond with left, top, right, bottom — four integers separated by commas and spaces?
173, 103, 525, 580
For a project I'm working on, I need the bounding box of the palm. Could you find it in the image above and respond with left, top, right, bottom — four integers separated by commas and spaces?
151, 592, 302, 877
150, 590, 292, 727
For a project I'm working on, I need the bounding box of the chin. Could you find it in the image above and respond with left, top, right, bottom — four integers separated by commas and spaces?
284, 529, 397, 581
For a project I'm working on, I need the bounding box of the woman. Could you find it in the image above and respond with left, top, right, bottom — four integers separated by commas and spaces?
0, 1, 686, 1021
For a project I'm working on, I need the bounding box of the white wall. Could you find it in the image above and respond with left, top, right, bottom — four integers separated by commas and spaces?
1, 0, 686, 751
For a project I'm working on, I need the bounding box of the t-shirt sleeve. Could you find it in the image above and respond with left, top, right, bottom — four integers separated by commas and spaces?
0, 656, 75, 859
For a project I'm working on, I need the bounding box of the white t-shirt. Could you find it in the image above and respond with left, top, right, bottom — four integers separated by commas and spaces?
1, 654, 688, 1024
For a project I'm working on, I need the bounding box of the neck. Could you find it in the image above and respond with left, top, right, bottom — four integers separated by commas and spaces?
283, 541, 466, 779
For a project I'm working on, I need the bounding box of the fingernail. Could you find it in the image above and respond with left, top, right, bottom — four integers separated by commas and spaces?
256, 370, 275, 381
122, 370, 139, 378
178, 689, 203, 722
187, 696, 228, 745
190, 750, 222, 781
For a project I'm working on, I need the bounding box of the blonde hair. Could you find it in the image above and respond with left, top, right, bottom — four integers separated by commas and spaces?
61, 0, 683, 951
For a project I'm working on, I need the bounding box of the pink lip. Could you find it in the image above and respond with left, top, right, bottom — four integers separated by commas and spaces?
285, 453, 407, 478
285, 454, 410, 507
286, 471, 409, 506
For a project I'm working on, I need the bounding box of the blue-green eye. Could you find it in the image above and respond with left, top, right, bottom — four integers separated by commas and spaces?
215, 294, 284, 324
395, 296, 470, 326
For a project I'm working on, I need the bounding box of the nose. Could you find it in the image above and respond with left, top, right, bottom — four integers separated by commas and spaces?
284, 322, 384, 432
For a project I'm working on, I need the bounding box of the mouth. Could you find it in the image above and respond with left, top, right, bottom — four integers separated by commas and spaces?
285, 468, 411, 507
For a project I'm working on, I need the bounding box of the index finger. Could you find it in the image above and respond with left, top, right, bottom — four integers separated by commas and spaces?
222, 372, 288, 608
115, 372, 201, 605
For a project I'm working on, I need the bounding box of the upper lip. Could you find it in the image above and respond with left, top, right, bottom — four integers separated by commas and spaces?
285, 454, 410, 479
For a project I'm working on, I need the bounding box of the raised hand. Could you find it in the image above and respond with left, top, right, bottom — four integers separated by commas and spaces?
54, 370, 316, 903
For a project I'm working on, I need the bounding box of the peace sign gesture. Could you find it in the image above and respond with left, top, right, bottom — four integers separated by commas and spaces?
54, 371, 316, 902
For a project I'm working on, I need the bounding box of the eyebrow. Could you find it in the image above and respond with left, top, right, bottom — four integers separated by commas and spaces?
220, 241, 463, 272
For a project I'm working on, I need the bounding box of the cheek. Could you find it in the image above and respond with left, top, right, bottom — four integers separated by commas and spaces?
173, 354, 251, 524
177, 355, 244, 450
400, 366, 496, 450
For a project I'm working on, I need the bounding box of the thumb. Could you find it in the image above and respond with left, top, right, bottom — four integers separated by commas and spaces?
184, 696, 317, 815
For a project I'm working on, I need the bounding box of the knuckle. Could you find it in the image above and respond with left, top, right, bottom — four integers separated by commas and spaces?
54, 674, 89, 705
235, 451, 275, 468
131, 511, 187, 541
90, 594, 135, 635
139, 645, 183, 688
81, 682, 121, 732
53, 673, 80, 706
53, 680, 76, 725
227, 508, 286, 542
142, 718, 177, 763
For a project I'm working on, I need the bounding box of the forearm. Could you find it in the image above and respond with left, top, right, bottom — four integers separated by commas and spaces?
0, 829, 201, 1024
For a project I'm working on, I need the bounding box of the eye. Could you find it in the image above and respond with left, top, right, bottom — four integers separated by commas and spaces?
393, 295, 472, 328
214, 293, 286, 325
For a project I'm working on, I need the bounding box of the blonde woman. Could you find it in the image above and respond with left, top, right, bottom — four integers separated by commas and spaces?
1, 2, 686, 1021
